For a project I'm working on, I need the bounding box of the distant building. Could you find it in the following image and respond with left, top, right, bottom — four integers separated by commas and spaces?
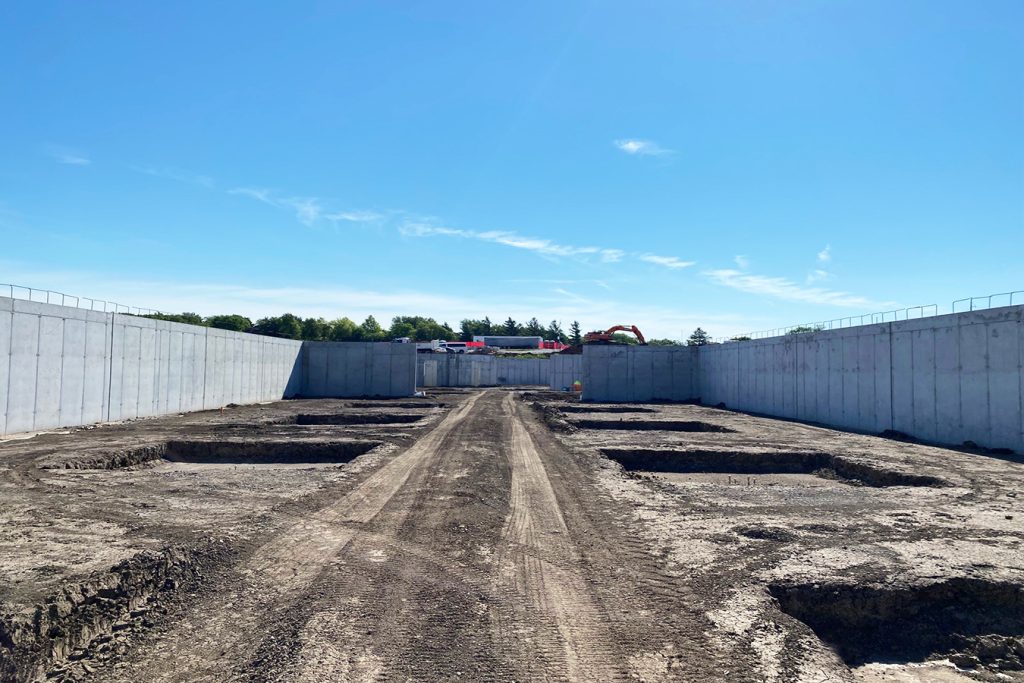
472, 335, 542, 349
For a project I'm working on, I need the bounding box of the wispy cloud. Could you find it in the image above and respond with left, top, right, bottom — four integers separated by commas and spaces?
325, 210, 383, 223
805, 269, 832, 284
229, 187, 323, 226
817, 245, 832, 263
400, 222, 618, 260
614, 138, 673, 156
639, 254, 696, 269
705, 269, 890, 309
47, 146, 90, 166
401, 222, 693, 271
734, 255, 750, 269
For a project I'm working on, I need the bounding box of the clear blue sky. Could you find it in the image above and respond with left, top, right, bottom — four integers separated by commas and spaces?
2, 1, 1021, 339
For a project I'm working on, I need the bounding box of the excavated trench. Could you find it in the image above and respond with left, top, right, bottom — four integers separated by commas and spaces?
600, 448, 945, 487
770, 578, 1024, 670
163, 439, 380, 464
345, 401, 441, 409
574, 419, 735, 432
294, 413, 424, 425
558, 405, 657, 414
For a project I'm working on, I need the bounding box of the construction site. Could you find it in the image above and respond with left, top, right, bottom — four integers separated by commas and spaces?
0, 294, 1022, 682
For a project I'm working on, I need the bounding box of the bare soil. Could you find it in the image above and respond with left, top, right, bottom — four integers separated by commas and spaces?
1, 389, 1021, 682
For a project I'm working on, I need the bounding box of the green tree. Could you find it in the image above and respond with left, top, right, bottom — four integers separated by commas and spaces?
547, 320, 566, 343
329, 317, 359, 341
569, 320, 582, 346
502, 317, 519, 335
359, 315, 385, 341
301, 317, 331, 341
205, 314, 252, 332
786, 325, 824, 335
610, 332, 640, 345
252, 313, 303, 339
145, 312, 205, 326
648, 338, 678, 346
729, 335, 752, 342
459, 318, 489, 341
686, 327, 711, 346
524, 317, 545, 337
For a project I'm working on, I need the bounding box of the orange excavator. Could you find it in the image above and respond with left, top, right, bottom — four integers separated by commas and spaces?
583, 325, 647, 345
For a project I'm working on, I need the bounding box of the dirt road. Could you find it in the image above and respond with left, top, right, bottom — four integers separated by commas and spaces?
92, 389, 729, 682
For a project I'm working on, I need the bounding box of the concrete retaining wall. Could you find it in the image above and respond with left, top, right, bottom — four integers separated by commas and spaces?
582, 305, 1024, 452
582, 345, 696, 402
302, 342, 416, 397
417, 355, 552, 387
548, 355, 582, 391
0, 297, 416, 436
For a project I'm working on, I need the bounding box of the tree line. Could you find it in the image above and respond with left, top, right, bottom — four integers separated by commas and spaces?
142, 312, 714, 346
143, 312, 592, 344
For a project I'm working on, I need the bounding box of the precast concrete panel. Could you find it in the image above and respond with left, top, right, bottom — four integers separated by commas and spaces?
841, 334, 860, 430
117, 323, 140, 419
956, 315, 991, 448
934, 321, 962, 444
34, 315, 64, 430
855, 333, 877, 432
166, 331, 183, 413
58, 318, 87, 427
987, 320, 1022, 450
910, 328, 938, 442
827, 335, 845, 428
651, 348, 673, 400
873, 330, 893, 433
370, 345, 392, 396
306, 343, 329, 395
0, 301, 11, 435
6, 310, 40, 433
890, 330, 915, 436
423, 359, 438, 387
391, 345, 415, 395
346, 344, 368, 395
138, 326, 158, 419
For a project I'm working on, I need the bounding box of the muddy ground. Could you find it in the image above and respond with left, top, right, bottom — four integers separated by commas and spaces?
1, 388, 1021, 682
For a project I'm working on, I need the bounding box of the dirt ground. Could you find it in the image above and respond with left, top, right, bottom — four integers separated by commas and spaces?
1, 388, 1022, 682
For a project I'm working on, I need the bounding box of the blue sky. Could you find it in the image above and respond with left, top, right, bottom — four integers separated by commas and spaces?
2, 1, 1021, 339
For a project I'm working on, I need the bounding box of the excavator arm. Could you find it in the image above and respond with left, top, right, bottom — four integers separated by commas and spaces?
583, 324, 646, 345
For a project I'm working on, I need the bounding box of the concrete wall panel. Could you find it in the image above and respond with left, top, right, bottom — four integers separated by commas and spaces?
0, 300, 11, 435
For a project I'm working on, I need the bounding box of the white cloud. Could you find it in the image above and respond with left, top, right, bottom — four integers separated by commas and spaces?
639, 254, 696, 270
600, 249, 625, 263
705, 269, 890, 309
614, 139, 672, 156
734, 255, 750, 269
403, 222, 696, 272
325, 210, 382, 223
281, 197, 322, 226
805, 269, 832, 284
400, 222, 607, 259
229, 188, 323, 226
229, 187, 276, 204
47, 146, 90, 166
817, 245, 832, 263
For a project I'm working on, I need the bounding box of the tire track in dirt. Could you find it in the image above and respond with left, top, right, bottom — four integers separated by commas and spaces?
259, 389, 512, 682
490, 392, 625, 681
96, 391, 486, 683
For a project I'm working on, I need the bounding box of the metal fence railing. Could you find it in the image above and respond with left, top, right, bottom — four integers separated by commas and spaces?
713, 304, 939, 343
951, 290, 1024, 313
1, 283, 166, 316
713, 286, 1023, 343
